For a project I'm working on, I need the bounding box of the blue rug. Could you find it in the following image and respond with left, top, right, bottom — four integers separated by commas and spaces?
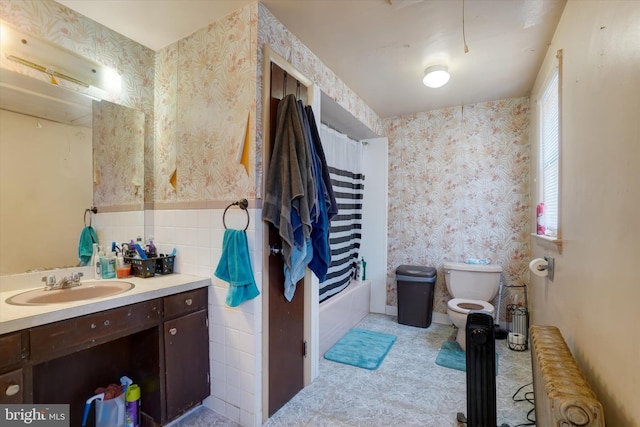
324, 328, 397, 370
435, 340, 499, 374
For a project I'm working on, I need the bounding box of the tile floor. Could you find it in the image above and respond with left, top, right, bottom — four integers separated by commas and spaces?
174, 314, 534, 427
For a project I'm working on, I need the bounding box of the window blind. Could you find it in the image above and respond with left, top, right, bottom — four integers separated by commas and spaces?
540, 69, 559, 235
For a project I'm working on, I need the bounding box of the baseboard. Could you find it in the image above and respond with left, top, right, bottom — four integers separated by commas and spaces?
432, 312, 451, 325
384, 305, 451, 326
385, 305, 398, 316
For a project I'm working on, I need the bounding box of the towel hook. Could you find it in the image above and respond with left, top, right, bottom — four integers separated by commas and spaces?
283, 71, 287, 98
223, 199, 250, 231
84, 207, 97, 227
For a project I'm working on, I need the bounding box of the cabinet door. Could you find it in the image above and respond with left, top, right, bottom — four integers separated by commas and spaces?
0, 369, 23, 404
164, 310, 209, 421
0, 333, 22, 370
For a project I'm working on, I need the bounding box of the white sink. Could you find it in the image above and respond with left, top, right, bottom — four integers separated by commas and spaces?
5, 281, 135, 305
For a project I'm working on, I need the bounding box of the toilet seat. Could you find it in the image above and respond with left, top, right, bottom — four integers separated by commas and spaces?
447, 298, 494, 315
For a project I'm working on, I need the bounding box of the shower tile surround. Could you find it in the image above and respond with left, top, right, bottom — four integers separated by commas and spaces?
175, 314, 534, 427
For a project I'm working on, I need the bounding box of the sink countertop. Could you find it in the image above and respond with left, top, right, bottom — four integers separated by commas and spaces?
0, 274, 211, 335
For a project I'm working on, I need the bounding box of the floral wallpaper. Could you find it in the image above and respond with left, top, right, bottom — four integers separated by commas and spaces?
153, 4, 257, 203
0, 0, 155, 205
257, 3, 382, 136
151, 2, 383, 203
1, 1, 383, 206
93, 100, 145, 208
153, 42, 179, 202
256, 3, 383, 197
384, 97, 531, 317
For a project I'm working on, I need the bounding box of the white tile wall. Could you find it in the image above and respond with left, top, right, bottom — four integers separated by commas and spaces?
151, 208, 263, 427
93, 211, 145, 252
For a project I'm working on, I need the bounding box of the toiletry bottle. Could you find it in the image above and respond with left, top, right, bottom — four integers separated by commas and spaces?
146, 237, 157, 258
91, 244, 102, 279
116, 253, 127, 278
99, 254, 107, 279
361, 258, 367, 280
125, 384, 141, 427
536, 202, 545, 235
90, 243, 99, 267
101, 252, 117, 279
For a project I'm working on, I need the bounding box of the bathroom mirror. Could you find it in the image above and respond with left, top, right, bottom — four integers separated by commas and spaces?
0, 69, 145, 275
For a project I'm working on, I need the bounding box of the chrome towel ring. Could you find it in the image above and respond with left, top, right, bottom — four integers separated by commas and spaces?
223, 199, 249, 231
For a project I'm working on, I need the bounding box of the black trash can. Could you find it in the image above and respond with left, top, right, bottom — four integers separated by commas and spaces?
396, 265, 437, 328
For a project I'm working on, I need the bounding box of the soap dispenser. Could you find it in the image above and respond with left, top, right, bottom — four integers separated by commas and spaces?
101, 252, 117, 279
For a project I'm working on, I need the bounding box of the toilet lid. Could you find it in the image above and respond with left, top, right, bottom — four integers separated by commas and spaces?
448, 298, 494, 314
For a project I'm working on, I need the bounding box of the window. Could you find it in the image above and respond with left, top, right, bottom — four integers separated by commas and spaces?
538, 54, 561, 238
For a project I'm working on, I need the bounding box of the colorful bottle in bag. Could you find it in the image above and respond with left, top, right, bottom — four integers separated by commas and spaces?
536, 202, 545, 235
125, 384, 141, 427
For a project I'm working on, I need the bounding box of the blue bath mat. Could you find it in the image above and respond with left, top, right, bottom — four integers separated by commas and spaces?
435, 340, 499, 374
324, 328, 397, 370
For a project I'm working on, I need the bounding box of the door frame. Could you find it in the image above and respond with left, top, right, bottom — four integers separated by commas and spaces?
260, 45, 320, 423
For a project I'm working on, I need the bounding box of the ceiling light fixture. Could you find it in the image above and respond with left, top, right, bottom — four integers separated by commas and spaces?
423, 65, 450, 88
1, 21, 121, 93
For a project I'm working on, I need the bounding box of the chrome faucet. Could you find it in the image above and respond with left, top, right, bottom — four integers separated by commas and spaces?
42, 272, 83, 290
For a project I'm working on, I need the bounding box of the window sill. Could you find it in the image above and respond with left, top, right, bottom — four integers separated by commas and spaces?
531, 233, 563, 254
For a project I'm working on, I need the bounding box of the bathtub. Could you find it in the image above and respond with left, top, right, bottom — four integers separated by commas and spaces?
319, 279, 371, 358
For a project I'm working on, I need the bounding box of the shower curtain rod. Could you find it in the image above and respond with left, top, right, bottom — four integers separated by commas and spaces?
320, 121, 366, 145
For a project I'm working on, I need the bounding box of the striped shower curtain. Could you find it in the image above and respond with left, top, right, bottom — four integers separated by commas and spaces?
319, 124, 365, 302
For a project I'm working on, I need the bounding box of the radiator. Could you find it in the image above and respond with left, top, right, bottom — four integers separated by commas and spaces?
530, 325, 605, 426
465, 311, 497, 427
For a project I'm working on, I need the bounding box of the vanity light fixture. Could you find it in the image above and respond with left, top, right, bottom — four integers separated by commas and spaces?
423, 65, 450, 88
0, 20, 120, 93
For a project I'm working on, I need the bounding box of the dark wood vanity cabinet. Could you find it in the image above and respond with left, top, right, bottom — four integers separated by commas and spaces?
0, 286, 210, 426
163, 288, 210, 420
0, 331, 25, 404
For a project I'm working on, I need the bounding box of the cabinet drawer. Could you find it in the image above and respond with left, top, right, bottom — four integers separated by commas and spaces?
0, 333, 22, 370
30, 299, 161, 361
0, 369, 23, 404
164, 287, 208, 319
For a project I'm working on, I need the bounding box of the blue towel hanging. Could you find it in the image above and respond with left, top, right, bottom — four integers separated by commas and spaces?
215, 229, 260, 307
78, 226, 99, 266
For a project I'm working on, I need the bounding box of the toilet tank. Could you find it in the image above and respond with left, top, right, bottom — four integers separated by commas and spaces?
443, 262, 502, 301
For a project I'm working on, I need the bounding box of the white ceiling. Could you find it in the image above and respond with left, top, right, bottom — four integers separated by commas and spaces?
54, 0, 566, 119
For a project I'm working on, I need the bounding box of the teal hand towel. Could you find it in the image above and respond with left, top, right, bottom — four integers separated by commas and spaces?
78, 226, 98, 266
215, 229, 260, 307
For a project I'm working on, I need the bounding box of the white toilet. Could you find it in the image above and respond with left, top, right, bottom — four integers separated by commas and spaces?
443, 262, 502, 350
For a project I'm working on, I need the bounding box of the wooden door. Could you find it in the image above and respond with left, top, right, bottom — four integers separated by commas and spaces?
267, 225, 305, 416
267, 63, 306, 416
